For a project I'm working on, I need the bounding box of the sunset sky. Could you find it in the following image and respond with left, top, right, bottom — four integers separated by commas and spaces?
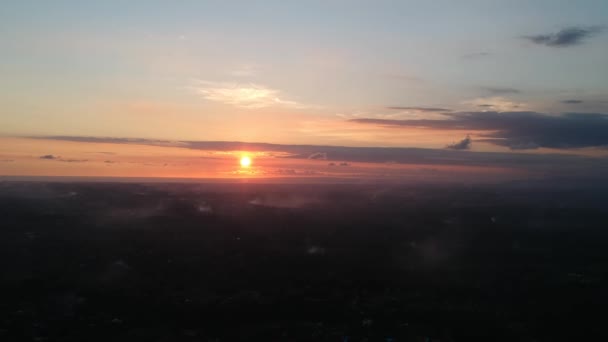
1, 1, 607, 181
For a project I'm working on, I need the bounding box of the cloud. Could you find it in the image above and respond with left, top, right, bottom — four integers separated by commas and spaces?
481, 87, 521, 95
272, 169, 297, 175
38, 154, 87, 162
351, 111, 608, 150
308, 152, 327, 160
194, 80, 306, 109
447, 135, 472, 150
386, 106, 451, 112
35, 136, 186, 148
562, 99, 583, 104
464, 96, 526, 112
462, 52, 491, 60
59, 159, 88, 163
523, 26, 604, 47
27, 135, 608, 181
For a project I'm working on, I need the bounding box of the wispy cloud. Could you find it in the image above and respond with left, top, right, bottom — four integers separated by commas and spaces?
562, 99, 583, 104
386, 106, 451, 112
523, 26, 604, 47
194, 80, 306, 109
39, 154, 88, 162
462, 52, 491, 60
464, 96, 526, 112
351, 111, 608, 150
481, 87, 521, 95
308, 152, 327, 160
59, 158, 88, 163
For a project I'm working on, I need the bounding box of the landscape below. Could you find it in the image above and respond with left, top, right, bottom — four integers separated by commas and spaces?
1, 181, 607, 341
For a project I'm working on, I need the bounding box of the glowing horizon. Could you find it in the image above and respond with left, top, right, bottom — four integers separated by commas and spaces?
1, 2, 607, 182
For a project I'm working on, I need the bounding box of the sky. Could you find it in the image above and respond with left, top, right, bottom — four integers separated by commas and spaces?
1, 1, 607, 181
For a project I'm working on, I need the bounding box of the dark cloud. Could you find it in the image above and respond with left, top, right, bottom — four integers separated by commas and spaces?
481, 87, 521, 95
478, 104, 494, 108
351, 111, 608, 150
562, 99, 583, 104
447, 135, 472, 150
523, 26, 604, 47
38, 154, 87, 162
386, 106, 451, 112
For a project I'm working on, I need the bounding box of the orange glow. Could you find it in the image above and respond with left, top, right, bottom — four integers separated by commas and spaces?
0, 137, 530, 182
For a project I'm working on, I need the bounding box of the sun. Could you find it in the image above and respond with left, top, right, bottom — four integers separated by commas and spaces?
240, 155, 252, 168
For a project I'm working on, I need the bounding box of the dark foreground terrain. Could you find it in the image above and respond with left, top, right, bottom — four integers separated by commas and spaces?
1, 180, 608, 341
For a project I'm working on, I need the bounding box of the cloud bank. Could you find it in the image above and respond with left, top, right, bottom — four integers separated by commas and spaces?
351, 111, 608, 150
33, 134, 607, 171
